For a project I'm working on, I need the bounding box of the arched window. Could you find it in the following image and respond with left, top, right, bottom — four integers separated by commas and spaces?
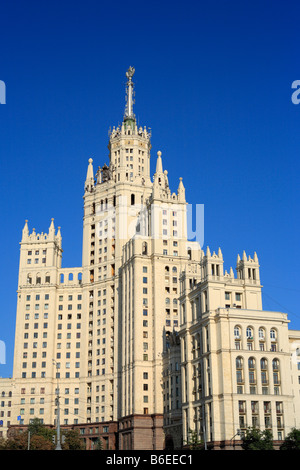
248, 357, 256, 385
246, 326, 253, 339
260, 358, 268, 370
236, 356, 244, 387
272, 359, 280, 389
60, 273, 64, 284
234, 325, 241, 339
69, 273, 73, 281
248, 357, 256, 370
172, 266, 177, 273
236, 356, 243, 369
165, 298, 170, 305
260, 358, 268, 387
142, 242, 147, 255
131, 194, 135, 206
270, 328, 277, 340
258, 327, 265, 340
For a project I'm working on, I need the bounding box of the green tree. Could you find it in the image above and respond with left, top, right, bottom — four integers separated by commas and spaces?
4, 418, 56, 450
241, 427, 274, 450
94, 437, 103, 450
280, 428, 300, 450
28, 417, 55, 442
186, 429, 204, 450
0, 437, 6, 450
4, 431, 28, 450
28, 434, 54, 450
61, 429, 85, 450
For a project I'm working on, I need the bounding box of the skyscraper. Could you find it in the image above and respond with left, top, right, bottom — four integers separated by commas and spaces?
3, 67, 300, 450
10, 67, 199, 450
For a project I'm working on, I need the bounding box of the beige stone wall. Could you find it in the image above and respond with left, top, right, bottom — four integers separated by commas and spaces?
179, 257, 300, 446
0, 378, 13, 438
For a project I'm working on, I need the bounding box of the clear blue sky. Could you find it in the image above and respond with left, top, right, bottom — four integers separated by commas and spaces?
0, 0, 300, 377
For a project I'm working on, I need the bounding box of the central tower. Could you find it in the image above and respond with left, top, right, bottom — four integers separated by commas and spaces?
108, 66, 152, 185
82, 68, 156, 433
82, 67, 198, 449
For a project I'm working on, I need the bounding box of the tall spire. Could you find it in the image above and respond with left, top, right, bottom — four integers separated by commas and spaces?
156, 151, 163, 174
22, 219, 29, 241
124, 66, 136, 121
85, 158, 94, 192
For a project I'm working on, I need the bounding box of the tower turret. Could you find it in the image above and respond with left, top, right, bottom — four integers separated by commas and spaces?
236, 251, 260, 282
201, 245, 224, 278
107, 68, 152, 184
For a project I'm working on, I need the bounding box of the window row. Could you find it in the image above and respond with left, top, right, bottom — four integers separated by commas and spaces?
234, 325, 278, 340
23, 341, 81, 349
27, 258, 46, 264
22, 361, 81, 369
27, 250, 47, 256
236, 356, 281, 371
225, 292, 242, 301
236, 356, 282, 395
234, 325, 279, 351
25, 294, 50, 301
21, 371, 81, 379
238, 400, 284, 436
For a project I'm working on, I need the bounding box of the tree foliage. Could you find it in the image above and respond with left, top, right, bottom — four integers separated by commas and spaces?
3, 419, 55, 450
241, 427, 274, 450
186, 429, 204, 450
61, 429, 85, 450
280, 428, 300, 450
93, 437, 103, 450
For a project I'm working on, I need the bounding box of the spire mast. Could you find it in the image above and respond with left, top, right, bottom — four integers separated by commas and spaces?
124, 66, 135, 121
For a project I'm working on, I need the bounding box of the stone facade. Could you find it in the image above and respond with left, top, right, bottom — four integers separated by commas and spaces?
173, 249, 300, 448
1, 68, 195, 449
0, 68, 299, 450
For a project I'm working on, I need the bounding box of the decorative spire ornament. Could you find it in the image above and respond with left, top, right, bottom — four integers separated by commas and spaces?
124, 66, 136, 121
